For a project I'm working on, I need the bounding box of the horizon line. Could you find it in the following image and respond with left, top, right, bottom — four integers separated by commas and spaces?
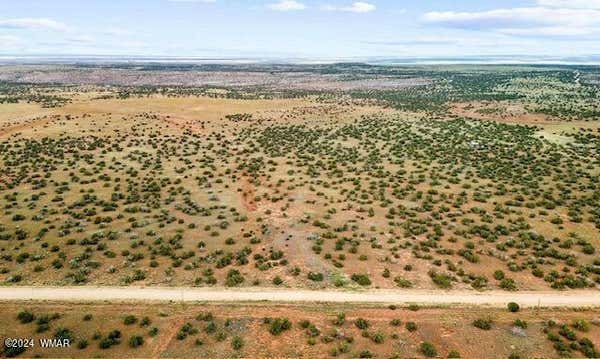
1, 54, 600, 66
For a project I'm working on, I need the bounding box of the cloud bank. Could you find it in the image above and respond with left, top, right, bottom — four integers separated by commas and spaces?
267, 0, 306, 11
0, 18, 69, 31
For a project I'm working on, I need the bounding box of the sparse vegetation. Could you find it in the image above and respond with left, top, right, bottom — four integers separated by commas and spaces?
0, 63, 598, 359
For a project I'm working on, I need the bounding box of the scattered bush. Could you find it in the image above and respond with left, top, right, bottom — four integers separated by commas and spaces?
351, 273, 371, 286
268, 318, 292, 335
226, 269, 245, 286
473, 318, 493, 330
571, 319, 590, 332
354, 318, 370, 330
307, 272, 324, 281
129, 335, 144, 348
420, 342, 438, 357
123, 315, 137, 325
406, 322, 417, 332
448, 350, 461, 358
507, 302, 520, 312
232, 335, 244, 350
513, 319, 527, 329
17, 310, 35, 324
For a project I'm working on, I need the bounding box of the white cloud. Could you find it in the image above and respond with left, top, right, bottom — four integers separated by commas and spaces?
267, 0, 306, 11
498, 26, 595, 37
167, 0, 216, 2
423, 6, 600, 38
0, 18, 69, 31
536, 0, 600, 9
66, 35, 95, 44
102, 27, 132, 36
363, 37, 458, 46
322, 2, 376, 13
423, 8, 600, 28
0, 35, 20, 46
342, 2, 376, 13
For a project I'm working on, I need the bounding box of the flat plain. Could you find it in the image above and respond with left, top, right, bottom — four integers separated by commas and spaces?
0, 63, 598, 358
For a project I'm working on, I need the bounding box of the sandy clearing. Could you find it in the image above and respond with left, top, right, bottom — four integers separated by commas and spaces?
0, 286, 598, 308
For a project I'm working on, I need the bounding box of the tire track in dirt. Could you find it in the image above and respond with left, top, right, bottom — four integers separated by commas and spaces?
153, 317, 185, 358
0, 116, 55, 138
240, 174, 258, 211
260, 190, 336, 279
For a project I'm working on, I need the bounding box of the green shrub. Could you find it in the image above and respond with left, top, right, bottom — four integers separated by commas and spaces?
390, 319, 402, 326
299, 320, 311, 329
351, 273, 371, 286
307, 272, 324, 281
354, 318, 369, 329
333, 313, 345, 326
507, 302, 520, 312
54, 327, 72, 341
394, 276, 413, 288
232, 336, 244, 350
203, 322, 216, 334
513, 319, 527, 329
140, 316, 151, 327
226, 269, 245, 286
429, 270, 453, 288
420, 342, 438, 357
17, 310, 35, 324
99, 330, 121, 349
307, 324, 321, 337
500, 278, 517, 291
269, 318, 292, 335
571, 319, 590, 332
448, 350, 461, 358
371, 332, 384, 344
559, 325, 577, 340
473, 318, 493, 330
196, 312, 214, 322
359, 350, 373, 358
129, 335, 144, 348
123, 315, 137, 325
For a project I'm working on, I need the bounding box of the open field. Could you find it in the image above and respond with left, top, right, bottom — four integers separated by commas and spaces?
1, 73, 598, 291
1, 301, 599, 358
0, 63, 599, 357
0, 64, 431, 91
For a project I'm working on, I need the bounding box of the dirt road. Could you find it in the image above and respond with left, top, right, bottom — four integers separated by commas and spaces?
1, 286, 598, 308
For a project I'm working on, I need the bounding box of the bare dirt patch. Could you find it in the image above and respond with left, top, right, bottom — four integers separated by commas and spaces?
451, 101, 551, 124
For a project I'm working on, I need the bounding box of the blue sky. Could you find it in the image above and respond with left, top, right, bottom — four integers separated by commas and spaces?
1, 0, 600, 58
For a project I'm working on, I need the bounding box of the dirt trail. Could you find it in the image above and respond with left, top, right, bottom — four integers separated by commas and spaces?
0, 116, 54, 138
240, 174, 258, 211
152, 317, 184, 357
1, 286, 598, 308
